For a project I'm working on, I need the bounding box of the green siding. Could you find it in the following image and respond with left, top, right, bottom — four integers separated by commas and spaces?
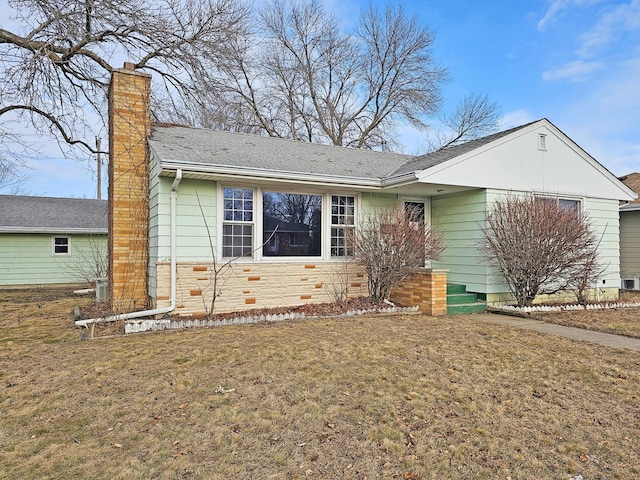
620, 211, 640, 279
0, 233, 107, 286
153, 177, 218, 263
582, 197, 621, 288
148, 154, 161, 297
431, 189, 490, 293
431, 190, 621, 296
360, 192, 398, 216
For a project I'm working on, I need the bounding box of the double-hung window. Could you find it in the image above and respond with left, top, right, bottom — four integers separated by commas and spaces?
330, 195, 355, 257
53, 236, 70, 256
222, 187, 254, 258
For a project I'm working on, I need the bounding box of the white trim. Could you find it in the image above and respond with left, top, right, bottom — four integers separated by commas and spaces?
0, 227, 107, 234
218, 185, 360, 262
52, 235, 71, 257
160, 160, 382, 189
414, 119, 636, 202
399, 196, 431, 267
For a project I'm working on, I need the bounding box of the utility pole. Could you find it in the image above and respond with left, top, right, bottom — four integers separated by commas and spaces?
96, 136, 102, 200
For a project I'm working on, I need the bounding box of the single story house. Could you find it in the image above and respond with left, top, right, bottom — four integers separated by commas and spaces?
106, 64, 636, 317
619, 172, 640, 290
0, 195, 107, 287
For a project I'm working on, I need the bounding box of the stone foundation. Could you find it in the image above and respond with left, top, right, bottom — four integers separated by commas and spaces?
155, 261, 367, 315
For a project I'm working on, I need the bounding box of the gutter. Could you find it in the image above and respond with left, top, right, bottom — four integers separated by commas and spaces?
0, 227, 108, 234
159, 160, 383, 189
76, 169, 183, 328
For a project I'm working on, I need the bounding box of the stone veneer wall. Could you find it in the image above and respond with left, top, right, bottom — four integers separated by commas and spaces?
155, 262, 448, 316
108, 64, 152, 312
155, 262, 368, 316
390, 268, 448, 316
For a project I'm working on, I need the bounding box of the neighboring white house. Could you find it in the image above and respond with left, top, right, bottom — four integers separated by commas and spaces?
107, 65, 637, 316
0, 195, 107, 287
619, 172, 640, 290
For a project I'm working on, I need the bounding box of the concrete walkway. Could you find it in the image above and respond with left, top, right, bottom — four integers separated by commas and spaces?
473, 312, 640, 352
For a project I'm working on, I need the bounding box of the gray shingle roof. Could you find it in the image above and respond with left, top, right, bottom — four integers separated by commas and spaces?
149, 121, 541, 183
149, 126, 412, 181
0, 195, 107, 233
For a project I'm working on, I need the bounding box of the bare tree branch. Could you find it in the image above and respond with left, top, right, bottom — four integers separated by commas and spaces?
0, 0, 250, 180
479, 195, 602, 307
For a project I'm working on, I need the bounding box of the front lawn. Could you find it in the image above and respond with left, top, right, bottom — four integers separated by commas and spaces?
0, 288, 638, 479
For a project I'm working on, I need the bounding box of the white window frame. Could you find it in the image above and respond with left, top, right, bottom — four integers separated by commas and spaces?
217, 186, 359, 262
399, 196, 431, 267
535, 194, 582, 214
52, 236, 70, 256
330, 194, 357, 258
221, 187, 255, 259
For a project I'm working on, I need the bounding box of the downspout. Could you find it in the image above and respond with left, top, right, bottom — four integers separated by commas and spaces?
76, 169, 183, 327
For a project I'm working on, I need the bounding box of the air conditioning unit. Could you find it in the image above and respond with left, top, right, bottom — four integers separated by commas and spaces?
621, 275, 639, 290
96, 277, 108, 302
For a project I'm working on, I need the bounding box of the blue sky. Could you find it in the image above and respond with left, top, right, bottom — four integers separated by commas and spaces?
2, 0, 640, 198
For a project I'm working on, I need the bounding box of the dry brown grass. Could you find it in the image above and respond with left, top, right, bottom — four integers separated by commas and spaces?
532, 291, 640, 339
1, 288, 639, 480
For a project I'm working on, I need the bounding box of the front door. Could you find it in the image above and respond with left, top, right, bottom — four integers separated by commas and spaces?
402, 198, 430, 267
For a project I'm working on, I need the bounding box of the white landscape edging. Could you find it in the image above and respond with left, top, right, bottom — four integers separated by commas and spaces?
491, 302, 640, 314
124, 305, 421, 334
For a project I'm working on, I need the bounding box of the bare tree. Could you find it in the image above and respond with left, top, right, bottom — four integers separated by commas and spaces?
479, 195, 602, 307
566, 227, 608, 305
353, 202, 445, 303
427, 92, 501, 151
211, 0, 448, 149
0, 0, 250, 171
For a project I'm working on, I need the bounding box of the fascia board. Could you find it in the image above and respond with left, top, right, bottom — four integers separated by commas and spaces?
0, 227, 108, 234
620, 203, 640, 212
415, 121, 546, 182
158, 159, 384, 189
543, 121, 638, 202
414, 119, 637, 202
381, 172, 420, 188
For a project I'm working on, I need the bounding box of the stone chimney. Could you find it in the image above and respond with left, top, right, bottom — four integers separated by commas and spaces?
108, 63, 152, 312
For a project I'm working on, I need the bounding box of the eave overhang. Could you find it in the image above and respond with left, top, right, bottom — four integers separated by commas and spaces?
157, 159, 394, 190
0, 227, 108, 234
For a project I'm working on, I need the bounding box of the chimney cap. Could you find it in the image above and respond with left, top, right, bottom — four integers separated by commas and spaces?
123, 62, 137, 71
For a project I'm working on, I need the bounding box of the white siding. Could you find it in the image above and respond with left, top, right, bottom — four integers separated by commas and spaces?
418, 122, 634, 202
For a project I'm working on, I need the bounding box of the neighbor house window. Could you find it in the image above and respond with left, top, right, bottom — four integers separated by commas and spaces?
331, 195, 355, 257
53, 236, 70, 256
222, 187, 254, 258
263, 191, 322, 257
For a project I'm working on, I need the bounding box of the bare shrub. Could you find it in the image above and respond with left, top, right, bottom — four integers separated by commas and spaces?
63, 234, 108, 285
353, 202, 445, 303
479, 195, 602, 307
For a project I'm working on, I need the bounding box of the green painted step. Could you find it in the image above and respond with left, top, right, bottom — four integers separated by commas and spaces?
446, 283, 486, 314
446, 293, 478, 305
446, 283, 467, 295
